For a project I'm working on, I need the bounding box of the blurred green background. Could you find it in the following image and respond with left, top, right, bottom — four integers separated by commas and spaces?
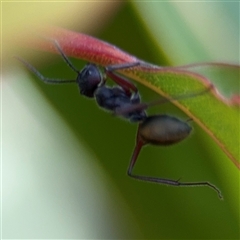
3, 1, 239, 239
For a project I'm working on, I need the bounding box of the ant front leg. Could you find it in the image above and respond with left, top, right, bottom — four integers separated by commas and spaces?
105, 62, 140, 96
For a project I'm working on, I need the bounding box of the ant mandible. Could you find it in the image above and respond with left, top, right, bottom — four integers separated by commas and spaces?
16, 40, 222, 199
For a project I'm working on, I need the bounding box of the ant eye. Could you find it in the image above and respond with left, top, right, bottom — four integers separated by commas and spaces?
83, 68, 91, 77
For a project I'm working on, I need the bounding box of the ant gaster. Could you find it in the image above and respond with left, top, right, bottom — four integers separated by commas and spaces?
16, 40, 222, 199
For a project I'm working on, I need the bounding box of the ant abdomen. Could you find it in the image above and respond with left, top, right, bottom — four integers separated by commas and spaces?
138, 115, 192, 146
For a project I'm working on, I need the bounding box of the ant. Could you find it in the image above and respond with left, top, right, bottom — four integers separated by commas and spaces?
16, 40, 222, 199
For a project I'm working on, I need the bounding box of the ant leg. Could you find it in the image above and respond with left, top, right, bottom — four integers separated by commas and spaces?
106, 71, 136, 96
106, 61, 141, 71
105, 62, 140, 95
128, 131, 223, 199
115, 85, 214, 117
127, 132, 146, 175
15, 56, 76, 84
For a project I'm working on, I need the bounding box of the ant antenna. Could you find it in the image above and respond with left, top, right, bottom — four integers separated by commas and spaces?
15, 56, 77, 84
49, 39, 79, 73
15, 38, 83, 84
15, 39, 84, 84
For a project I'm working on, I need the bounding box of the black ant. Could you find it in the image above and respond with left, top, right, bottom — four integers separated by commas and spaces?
16, 40, 222, 199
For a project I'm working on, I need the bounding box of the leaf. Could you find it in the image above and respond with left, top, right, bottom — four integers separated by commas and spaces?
176, 63, 240, 103
20, 26, 240, 168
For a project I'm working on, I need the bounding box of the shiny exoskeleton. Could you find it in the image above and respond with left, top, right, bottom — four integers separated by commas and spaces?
16, 39, 222, 199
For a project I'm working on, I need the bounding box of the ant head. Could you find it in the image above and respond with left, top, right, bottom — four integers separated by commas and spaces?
138, 115, 192, 146
77, 63, 103, 98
